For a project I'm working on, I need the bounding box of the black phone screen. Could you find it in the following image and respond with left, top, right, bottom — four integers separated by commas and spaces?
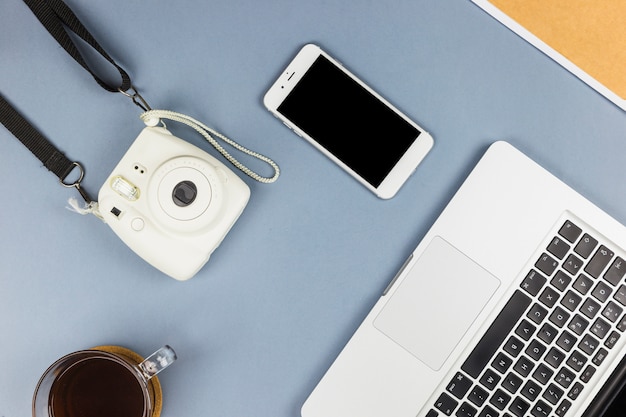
277, 55, 421, 188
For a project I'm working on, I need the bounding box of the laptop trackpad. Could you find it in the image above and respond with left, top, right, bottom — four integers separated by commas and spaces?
374, 236, 500, 370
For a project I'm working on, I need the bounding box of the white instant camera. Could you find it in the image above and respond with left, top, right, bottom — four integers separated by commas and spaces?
97, 126, 250, 280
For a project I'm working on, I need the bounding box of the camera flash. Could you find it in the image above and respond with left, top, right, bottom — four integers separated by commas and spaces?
111, 176, 140, 201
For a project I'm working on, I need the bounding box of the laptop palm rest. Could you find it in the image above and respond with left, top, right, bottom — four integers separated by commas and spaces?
373, 236, 501, 370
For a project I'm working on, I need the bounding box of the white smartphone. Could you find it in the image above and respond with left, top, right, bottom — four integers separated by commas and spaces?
263, 44, 433, 199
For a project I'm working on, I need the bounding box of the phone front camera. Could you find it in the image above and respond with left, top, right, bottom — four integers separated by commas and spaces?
172, 180, 197, 207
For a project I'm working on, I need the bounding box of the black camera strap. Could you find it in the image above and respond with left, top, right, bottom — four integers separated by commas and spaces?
22, 0, 132, 97
0, 94, 93, 203
0, 94, 73, 181
1, 0, 150, 205
1, 0, 279, 212
21, 0, 153, 111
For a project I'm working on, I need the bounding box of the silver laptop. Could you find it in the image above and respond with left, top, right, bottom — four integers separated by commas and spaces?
302, 141, 626, 417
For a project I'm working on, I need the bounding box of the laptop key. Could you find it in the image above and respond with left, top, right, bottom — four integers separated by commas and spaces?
592, 281, 612, 303
514, 319, 535, 341
547, 237, 570, 260
545, 347, 566, 368
580, 298, 601, 319
503, 336, 524, 357
560, 290, 582, 312
489, 388, 511, 410
592, 348, 608, 366
551, 271, 571, 292
555, 399, 572, 417
602, 301, 623, 322
585, 245, 614, 278
513, 355, 534, 377
572, 274, 593, 295
614, 285, 626, 305
574, 234, 598, 258
580, 365, 596, 383
447, 372, 473, 399
532, 363, 553, 384
567, 314, 589, 335
558, 221, 582, 243
555, 330, 577, 352
531, 399, 552, 417
563, 254, 584, 275
525, 340, 547, 361
521, 270, 547, 296
491, 352, 513, 374
537, 323, 557, 343
455, 402, 477, 417
478, 369, 500, 391
527, 303, 548, 324
590, 317, 610, 339
548, 306, 570, 328
555, 367, 575, 389
461, 290, 531, 378
434, 392, 457, 416
502, 372, 522, 394
567, 382, 584, 400
542, 383, 564, 405
477, 405, 498, 417
566, 350, 587, 372
604, 330, 620, 349
579, 334, 599, 355
468, 385, 489, 407
536, 253, 559, 276
520, 379, 541, 401
604, 257, 626, 286
538, 286, 559, 308
508, 397, 530, 417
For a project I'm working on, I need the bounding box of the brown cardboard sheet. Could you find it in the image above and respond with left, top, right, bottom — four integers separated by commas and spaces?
484, 0, 626, 100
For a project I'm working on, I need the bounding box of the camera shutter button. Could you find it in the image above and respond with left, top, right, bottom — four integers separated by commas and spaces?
131, 217, 145, 231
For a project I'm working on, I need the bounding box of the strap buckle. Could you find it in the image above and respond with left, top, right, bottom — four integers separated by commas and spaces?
119, 86, 152, 112
60, 161, 93, 204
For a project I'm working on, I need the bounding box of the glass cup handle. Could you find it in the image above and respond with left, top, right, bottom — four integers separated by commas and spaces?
138, 345, 177, 379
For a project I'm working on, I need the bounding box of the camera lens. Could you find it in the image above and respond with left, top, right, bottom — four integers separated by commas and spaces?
172, 181, 197, 207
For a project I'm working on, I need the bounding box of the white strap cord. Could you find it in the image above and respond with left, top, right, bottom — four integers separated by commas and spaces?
67, 198, 102, 219
140, 110, 280, 184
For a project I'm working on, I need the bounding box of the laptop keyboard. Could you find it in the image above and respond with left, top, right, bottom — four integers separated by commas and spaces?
427, 220, 626, 417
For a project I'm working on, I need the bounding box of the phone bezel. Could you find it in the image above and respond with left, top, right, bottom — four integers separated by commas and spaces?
263, 44, 433, 199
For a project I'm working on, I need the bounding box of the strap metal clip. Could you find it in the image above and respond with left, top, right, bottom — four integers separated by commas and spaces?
119, 86, 152, 112
60, 161, 92, 204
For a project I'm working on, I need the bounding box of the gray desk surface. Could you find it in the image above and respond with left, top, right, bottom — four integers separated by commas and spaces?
1, 1, 625, 416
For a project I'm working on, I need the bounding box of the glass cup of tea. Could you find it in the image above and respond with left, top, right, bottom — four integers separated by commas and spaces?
32, 345, 177, 417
